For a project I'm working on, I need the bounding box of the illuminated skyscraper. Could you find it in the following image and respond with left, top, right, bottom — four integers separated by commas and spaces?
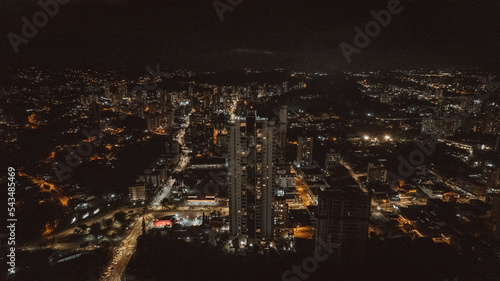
229, 112, 277, 244
315, 185, 371, 263
297, 135, 313, 165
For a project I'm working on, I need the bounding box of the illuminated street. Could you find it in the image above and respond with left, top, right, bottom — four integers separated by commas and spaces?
295, 178, 315, 207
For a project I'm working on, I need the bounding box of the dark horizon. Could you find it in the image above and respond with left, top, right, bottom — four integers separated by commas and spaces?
1, 0, 499, 72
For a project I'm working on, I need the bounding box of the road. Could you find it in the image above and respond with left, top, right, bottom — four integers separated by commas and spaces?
27, 110, 197, 280
293, 226, 313, 239
150, 152, 190, 207
295, 178, 315, 207
107, 112, 192, 280
150, 113, 191, 207
104, 213, 154, 281
339, 160, 367, 191
104, 209, 225, 281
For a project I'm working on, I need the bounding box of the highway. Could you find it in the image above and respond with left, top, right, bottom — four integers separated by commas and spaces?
104, 213, 154, 281
104, 208, 228, 281
106, 112, 192, 280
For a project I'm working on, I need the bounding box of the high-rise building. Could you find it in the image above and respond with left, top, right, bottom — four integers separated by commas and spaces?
315, 185, 371, 263
482, 107, 500, 134
379, 92, 392, 104
146, 114, 161, 132
297, 136, 313, 165
229, 112, 277, 244
202, 90, 212, 111
490, 194, 500, 222
367, 160, 388, 183
484, 165, 500, 189
89, 102, 101, 122
282, 81, 290, 93
129, 185, 147, 202
421, 114, 464, 138
103, 84, 111, 99
273, 199, 288, 233
276, 85, 283, 96
278, 105, 288, 151
487, 194, 500, 234
325, 149, 341, 169
118, 83, 128, 98
165, 135, 180, 155
188, 84, 194, 96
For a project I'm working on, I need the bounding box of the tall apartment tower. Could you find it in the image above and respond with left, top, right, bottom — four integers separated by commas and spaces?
89, 102, 101, 122
315, 186, 371, 263
486, 166, 500, 189
367, 160, 388, 183
297, 136, 313, 165
229, 112, 277, 244
278, 105, 288, 150
188, 84, 193, 96
490, 194, 500, 222
282, 81, 290, 93
482, 107, 500, 134
488, 194, 500, 234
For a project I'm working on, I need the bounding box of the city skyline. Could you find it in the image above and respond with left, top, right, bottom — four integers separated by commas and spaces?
1, 0, 500, 281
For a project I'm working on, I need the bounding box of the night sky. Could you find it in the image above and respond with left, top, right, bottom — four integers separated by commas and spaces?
1, 0, 499, 71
